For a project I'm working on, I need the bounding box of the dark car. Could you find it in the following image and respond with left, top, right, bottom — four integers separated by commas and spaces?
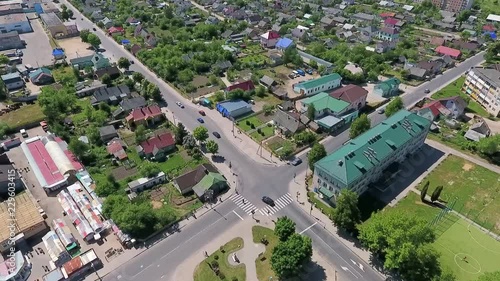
92, 27, 97, 31
290, 157, 302, 166
377, 108, 385, 114
262, 196, 275, 207
424, 89, 430, 94
197, 117, 204, 123
199, 110, 206, 116
212, 132, 221, 138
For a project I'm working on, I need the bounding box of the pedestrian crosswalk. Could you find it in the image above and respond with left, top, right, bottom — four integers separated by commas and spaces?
229, 193, 258, 215
259, 193, 294, 216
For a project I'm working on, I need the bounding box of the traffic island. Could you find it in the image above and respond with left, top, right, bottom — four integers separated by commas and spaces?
252, 226, 279, 281
193, 237, 246, 281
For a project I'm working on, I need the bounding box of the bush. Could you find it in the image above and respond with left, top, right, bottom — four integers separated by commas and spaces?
231, 277, 238, 281
250, 124, 255, 129
257, 128, 261, 133
218, 272, 226, 280
214, 254, 219, 260
246, 120, 250, 125
211, 260, 219, 268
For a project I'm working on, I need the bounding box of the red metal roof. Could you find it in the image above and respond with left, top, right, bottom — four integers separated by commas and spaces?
62, 257, 83, 276
261, 30, 280, 39
108, 26, 124, 33
106, 140, 127, 160
435, 46, 461, 58
380, 12, 396, 18
226, 80, 255, 92
27, 140, 64, 186
126, 105, 162, 122
384, 17, 398, 25
55, 137, 83, 171
483, 24, 496, 32
140, 133, 175, 155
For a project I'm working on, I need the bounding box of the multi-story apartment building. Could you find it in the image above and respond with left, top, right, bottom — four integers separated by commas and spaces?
313, 110, 431, 204
418, 0, 474, 12
462, 66, 500, 117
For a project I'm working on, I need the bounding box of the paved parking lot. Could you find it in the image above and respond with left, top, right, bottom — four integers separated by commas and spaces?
6, 127, 128, 280
19, 19, 54, 67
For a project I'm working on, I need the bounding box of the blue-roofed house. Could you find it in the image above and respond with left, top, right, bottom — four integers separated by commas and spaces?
29, 68, 54, 85
216, 100, 252, 118
276, 38, 294, 52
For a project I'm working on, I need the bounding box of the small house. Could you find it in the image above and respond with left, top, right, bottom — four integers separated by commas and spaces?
125, 105, 164, 128
225, 80, 255, 93
276, 37, 294, 51
29, 68, 54, 85
108, 26, 124, 36
300, 92, 350, 119
137, 133, 176, 160
173, 163, 218, 195
106, 138, 127, 161
435, 46, 461, 59
216, 100, 252, 118
260, 31, 280, 48
329, 84, 368, 111
374, 78, 400, 97
99, 125, 118, 143
273, 109, 305, 136
260, 75, 276, 88
193, 172, 228, 201
1, 72, 24, 90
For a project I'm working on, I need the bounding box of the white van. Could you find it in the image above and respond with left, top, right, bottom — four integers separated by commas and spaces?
20, 129, 28, 137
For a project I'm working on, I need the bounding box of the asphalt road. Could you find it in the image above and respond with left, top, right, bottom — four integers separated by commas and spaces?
62, 2, 485, 280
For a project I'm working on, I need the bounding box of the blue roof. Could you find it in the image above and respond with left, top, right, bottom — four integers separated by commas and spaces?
121, 39, 130, 44
218, 100, 250, 112
52, 48, 64, 56
276, 38, 293, 48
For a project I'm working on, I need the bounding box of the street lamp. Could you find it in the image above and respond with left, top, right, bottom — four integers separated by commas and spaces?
91, 263, 102, 281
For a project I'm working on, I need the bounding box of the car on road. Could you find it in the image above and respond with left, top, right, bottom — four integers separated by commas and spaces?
197, 117, 204, 123
377, 108, 385, 114
212, 132, 221, 138
424, 89, 430, 93
262, 196, 275, 207
306, 69, 313, 75
199, 110, 205, 116
290, 157, 302, 166
92, 27, 97, 31
176, 101, 184, 108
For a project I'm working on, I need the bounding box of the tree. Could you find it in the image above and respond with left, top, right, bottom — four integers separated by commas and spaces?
118, 57, 131, 70
140, 161, 161, 178
135, 125, 147, 143
0, 80, 7, 100
477, 134, 500, 157
358, 210, 439, 280
209, 75, 219, 86
193, 126, 209, 143
303, 3, 312, 14
175, 123, 188, 144
331, 189, 361, 232
421, 181, 430, 202
477, 271, 500, 281
101, 73, 112, 86
430, 186, 443, 202
263, 104, 274, 115
38, 86, 77, 123
349, 114, 371, 138
68, 138, 89, 159
283, 47, 302, 66
271, 233, 313, 278
294, 131, 316, 146
0, 54, 9, 64
0, 122, 10, 137
80, 29, 90, 42
206, 139, 219, 154
485, 42, 500, 63
274, 216, 296, 241
61, 9, 70, 20
87, 33, 101, 48
255, 85, 266, 97
182, 134, 196, 149
147, 83, 162, 102
385, 96, 404, 117
457, 10, 471, 26
277, 141, 294, 159
307, 104, 315, 120
132, 72, 145, 84
308, 143, 326, 171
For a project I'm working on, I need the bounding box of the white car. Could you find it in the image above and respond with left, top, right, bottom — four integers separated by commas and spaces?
176, 102, 184, 108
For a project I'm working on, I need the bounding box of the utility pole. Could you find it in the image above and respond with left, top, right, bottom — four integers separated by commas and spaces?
335, 270, 338, 281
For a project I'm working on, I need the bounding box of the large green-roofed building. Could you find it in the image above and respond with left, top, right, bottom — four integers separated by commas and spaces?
300, 92, 350, 118
293, 73, 342, 97
313, 110, 431, 203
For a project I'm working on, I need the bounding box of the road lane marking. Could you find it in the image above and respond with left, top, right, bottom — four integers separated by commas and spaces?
299, 222, 317, 234
233, 210, 244, 220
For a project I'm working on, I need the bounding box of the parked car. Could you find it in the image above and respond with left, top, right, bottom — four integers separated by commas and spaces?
288, 73, 296, 79
197, 117, 204, 123
262, 196, 275, 207
377, 108, 385, 114
305, 69, 313, 75
20, 129, 28, 138
424, 89, 430, 94
212, 132, 221, 138
92, 27, 97, 31
199, 110, 206, 116
290, 157, 302, 166
176, 101, 184, 108
297, 69, 305, 76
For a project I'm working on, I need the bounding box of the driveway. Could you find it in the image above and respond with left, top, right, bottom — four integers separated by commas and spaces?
19, 19, 53, 67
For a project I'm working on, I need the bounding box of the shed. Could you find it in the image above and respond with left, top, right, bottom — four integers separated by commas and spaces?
216, 100, 252, 118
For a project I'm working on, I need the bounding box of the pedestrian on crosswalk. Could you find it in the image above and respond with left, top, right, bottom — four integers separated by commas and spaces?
242, 198, 245, 204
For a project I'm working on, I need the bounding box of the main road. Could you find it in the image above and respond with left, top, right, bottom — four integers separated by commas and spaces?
62, 2, 485, 280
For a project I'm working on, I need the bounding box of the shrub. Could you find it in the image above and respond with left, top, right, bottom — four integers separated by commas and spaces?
211, 260, 219, 268
218, 272, 226, 280
257, 128, 261, 133
246, 120, 250, 125
231, 277, 238, 281
214, 254, 219, 260
220, 246, 225, 253
250, 124, 255, 129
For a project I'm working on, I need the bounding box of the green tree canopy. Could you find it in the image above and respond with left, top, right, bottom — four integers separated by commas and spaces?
0, 122, 10, 137
206, 139, 219, 154
87, 33, 101, 48
135, 124, 147, 143
68, 138, 89, 159
274, 216, 296, 241
175, 122, 188, 144
294, 131, 316, 146
331, 189, 361, 232
118, 57, 131, 70
349, 114, 371, 138
476, 271, 500, 281
132, 72, 145, 84
307, 104, 315, 120
101, 73, 112, 86
385, 96, 404, 117
308, 143, 326, 171
80, 29, 90, 42
182, 134, 196, 149
271, 233, 313, 278
38, 86, 77, 123
139, 161, 161, 178
193, 126, 209, 143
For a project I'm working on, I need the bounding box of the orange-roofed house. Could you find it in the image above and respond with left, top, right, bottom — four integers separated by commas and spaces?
125, 105, 164, 129
108, 26, 124, 36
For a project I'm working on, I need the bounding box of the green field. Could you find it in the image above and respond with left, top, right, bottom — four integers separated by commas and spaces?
250, 125, 274, 142
252, 226, 279, 281
237, 116, 264, 132
0, 103, 45, 129
417, 155, 500, 235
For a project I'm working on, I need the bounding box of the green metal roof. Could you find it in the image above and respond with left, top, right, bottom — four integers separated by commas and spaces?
295, 73, 341, 90
193, 172, 226, 191
302, 92, 349, 113
314, 110, 431, 186
377, 77, 400, 91
29, 68, 51, 79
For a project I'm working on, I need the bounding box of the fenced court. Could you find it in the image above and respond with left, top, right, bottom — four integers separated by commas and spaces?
431, 211, 500, 281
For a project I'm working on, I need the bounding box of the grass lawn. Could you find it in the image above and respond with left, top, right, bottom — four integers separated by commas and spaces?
253, 93, 282, 106
252, 226, 279, 281
157, 183, 203, 217
240, 54, 270, 66
431, 76, 490, 117
416, 155, 500, 235
52, 66, 78, 85
384, 193, 500, 281
193, 237, 246, 281
0, 103, 45, 129
250, 125, 274, 142
237, 116, 264, 132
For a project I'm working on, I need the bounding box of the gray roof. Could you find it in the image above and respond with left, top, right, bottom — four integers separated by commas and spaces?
91, 85, 130, 104
471, 67, 500, 88
352, 12, 375, 21
218, 100, 250, 112
40, 12, 63, 27
410, 67, 427, 78
120, 96, 147, 111
273, 109, 303, 133
260, 75, 275, 87
99, 125, 117, 137
0, 13, 27, 25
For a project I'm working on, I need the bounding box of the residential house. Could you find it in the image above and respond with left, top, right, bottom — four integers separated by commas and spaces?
435, 45, 461, 59
313, 110, 431, 204
112, 96, 147, 118
216, 100, 252, 118
464, 118, 491, 142
320, 16, 336, 29
260, 75, 276, 88
416, 60, 443, 76
130, 44, 142, 56
377, 27, 399, 42
293, 73, 342, 97
242, 28, 259, 40
247, 14, 262, 25
276, 37, 294, 51
358, 26, 378, 43
226, 80, 255, 93
106, 138, 127, 161
1, 72, 23, 90
374, 78, 400, 97
328, 84, 368, 111
101, 17, 113, 28
134, 25, 157, 47
257, 19, 271, 30
70, 53, 110, 70
137, 132, 176, 160
462, 66, 500, 116
324, 38, 337, 49
173, 163, 218, 195
430, 36, 445, 46
260, 30, 280, 48
94, 66, 121, 79
273, 109, 305, 136
40, 12, 78, 38
352, 12, 375, 22
126, 17, 140, 25
451, 39, 479, 52
91, 10, 104, 21
126, 172, 166, 200
221, 29, 233, 39
213, 60, 232, 72
418, 96, 467, 120
375, 41, 396, 53
29, 68, 54, 85
126, 105, 164, 128
205, 16, 219, 25
90, 85, 131, 106
291, 25, 309, 41
192, 172, 228, 201
380, 12, 396, 18
332, 16, 347, 24
300, 92, 350, 119
409, 67, 428, 80
108, 26, 124, 36
383, 17, 401, 28
99, 125, 118, 143
0, 31, 24, 51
